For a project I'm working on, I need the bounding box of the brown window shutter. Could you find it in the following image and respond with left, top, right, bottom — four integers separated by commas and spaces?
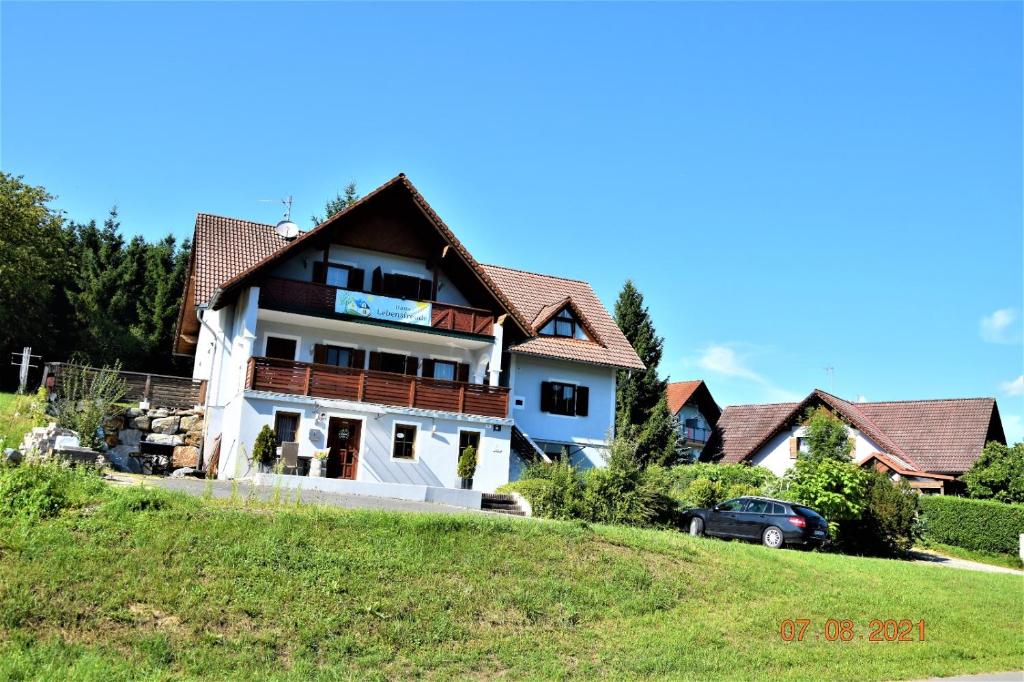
405, 356, 419, 376
351, 349, 365, 369
848, 436, 856, 457
456, 363, 470, 383
540, 382, 554, 413
789, 437, 798, 458
371, 267, 383, 294
575, 386, 589, 417
422, 359, 435, 378
348, 268, 365, 291
313, 344, 327, 364
417, 278, 432, 301
312, 261, 326, 284
368, 352, 382, 371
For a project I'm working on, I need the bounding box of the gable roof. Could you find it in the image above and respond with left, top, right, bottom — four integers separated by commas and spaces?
175, 173, 643, 370
706, 389, 1005, 475
480, 264, 644, 370
530, 296, 603, 345
666, 380, 722, 425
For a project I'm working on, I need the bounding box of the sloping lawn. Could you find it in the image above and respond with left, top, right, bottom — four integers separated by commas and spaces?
0, 482, 1020, 681
0, 392, 42, 451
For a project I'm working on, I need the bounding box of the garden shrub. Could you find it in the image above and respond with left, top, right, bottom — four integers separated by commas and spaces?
963, 441, 1024, 504
252, 425, 277, 466
786, 457, 869, 534
724, 483, 760, 501
667, 463, 779, 507
919, 494, 1024, 554
579, 464, 677, 527
835, 471, 921, 556
684, 478, 723, 508
499, 461, 585, 520
0, 460, 106, 519
49, 361, 127, 449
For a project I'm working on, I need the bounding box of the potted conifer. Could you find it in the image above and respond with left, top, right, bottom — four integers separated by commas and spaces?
457, 444, 477, 490
253, 425, 277, 473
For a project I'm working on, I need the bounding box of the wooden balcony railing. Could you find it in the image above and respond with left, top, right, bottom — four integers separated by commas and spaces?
246, 356, 509, 418
259, 277, 495, 336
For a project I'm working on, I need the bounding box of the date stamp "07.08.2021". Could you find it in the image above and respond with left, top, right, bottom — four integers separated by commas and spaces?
780, 619, 926, 642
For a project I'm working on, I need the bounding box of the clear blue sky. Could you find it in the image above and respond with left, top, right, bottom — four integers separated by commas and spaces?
3, 2, 1022, 439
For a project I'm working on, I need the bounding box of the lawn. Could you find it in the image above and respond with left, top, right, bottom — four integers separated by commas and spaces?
0, 477, 1021, 681
0, 392, 42, 451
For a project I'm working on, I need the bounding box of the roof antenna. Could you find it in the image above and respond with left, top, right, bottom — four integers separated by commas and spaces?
259, 195, 300, 240
824, 366, 834, 393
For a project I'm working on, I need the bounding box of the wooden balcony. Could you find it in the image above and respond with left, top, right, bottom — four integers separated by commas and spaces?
259, 277, 495, 336
246, 356, 510, 418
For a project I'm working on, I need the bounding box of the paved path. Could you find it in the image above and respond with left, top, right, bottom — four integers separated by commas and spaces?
108, 474, 489, 516
909, 549, 1023, 576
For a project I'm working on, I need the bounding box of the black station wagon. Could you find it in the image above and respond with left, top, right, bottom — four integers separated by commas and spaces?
682, 496, 829, 549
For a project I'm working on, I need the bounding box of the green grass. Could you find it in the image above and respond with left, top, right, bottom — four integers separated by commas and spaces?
918, 540, 1024, 571
0, 392, 43, 451
0, 478, 1021, 680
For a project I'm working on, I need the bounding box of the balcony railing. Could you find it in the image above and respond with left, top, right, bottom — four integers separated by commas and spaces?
682, 426, 711, 443
259, 277, 495, 336
246, 356, 509, 418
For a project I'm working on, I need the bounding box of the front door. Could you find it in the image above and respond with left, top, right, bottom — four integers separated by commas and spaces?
326, 418, 361, 480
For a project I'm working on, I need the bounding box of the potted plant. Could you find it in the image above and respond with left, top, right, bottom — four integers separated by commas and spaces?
253, 425, 277, 473
457, 444, 477, 490
310, 449, 328, 477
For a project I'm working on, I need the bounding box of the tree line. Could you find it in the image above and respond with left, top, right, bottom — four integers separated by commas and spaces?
1, 172, 191, 389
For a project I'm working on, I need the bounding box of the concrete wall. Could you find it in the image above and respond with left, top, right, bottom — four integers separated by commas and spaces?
508, 354, 616, 471
749, 424, 885, 477
228, 393, 513, 492
267, 244, 470, 306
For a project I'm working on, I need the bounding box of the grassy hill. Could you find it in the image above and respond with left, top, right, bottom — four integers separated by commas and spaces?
0, 480, 1021, 681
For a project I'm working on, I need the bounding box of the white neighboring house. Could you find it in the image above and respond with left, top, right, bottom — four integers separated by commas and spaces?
703, 389, 1007, 494
665, 380, 721, 461
173, 174, 643, 502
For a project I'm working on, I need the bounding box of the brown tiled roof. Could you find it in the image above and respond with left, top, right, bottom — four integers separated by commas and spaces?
855, 398, 1002, 474
192, 214, 288, 305
666, 380, 703, 415
708, 390, 1004, 476
481, 264, 645, 370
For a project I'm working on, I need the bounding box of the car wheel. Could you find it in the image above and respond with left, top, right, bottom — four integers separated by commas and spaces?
762, 526, 784, 549
689, 517, 704, 537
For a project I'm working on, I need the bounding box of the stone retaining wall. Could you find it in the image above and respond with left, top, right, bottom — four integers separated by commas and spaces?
105, 406, 205, 474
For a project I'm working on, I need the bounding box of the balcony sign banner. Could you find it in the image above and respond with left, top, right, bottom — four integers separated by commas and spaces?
335, 290, 432, 326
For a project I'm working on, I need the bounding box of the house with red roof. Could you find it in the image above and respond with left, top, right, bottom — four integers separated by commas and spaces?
665, 380, 721, 460
702, 389, 1006, 493
173, 174, 642, 504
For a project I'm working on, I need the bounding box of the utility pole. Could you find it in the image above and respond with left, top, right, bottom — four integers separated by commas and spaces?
10, 347, 41, 394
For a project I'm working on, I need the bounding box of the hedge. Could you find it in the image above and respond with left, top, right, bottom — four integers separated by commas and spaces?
919, 495, 1024, 554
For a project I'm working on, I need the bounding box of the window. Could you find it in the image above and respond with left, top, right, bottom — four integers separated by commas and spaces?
717, 499, 746, 512
540, 381, 589, 417
265, 336, 297, 360
392, 424, 417, 460
274, 412, 300, 445
459, 430, 481, 455
540, 306, 589, 339
745, 500, 769, 514
685, 418, 698, 429
796, 437, 811, 455
372, 352, 416, 375
325, 346, 353, 368
326, 264, 350, 288
431, 360, 456, 381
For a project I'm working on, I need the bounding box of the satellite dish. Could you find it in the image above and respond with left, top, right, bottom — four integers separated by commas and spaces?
275, 219, 300, 240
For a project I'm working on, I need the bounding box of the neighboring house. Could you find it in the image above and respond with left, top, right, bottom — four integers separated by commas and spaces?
665, 380, 721, 460
173, 173, 643, 494
702, 389, 1006, 493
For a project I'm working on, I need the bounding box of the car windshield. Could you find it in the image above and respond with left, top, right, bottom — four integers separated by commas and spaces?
793, 505, 825, 521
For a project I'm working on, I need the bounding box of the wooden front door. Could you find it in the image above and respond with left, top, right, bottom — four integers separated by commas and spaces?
326, 418, 361, 480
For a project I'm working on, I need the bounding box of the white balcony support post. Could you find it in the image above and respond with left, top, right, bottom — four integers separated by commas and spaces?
488, 319, 504, 387
235, 286, 260, 394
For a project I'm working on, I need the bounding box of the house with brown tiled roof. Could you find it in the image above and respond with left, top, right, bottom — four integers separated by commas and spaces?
174, 174, 642, 502
665, 380, 721, 460
702, 389, 1006, 493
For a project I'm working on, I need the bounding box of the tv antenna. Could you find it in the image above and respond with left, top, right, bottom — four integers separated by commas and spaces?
258, 196, 299, 240
824, 365, 834, 392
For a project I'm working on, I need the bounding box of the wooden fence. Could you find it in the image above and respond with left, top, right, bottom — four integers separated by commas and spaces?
44, 363, 205, 410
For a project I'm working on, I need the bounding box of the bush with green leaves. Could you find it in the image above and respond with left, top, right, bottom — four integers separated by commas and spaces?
963, 441, 1024, 504
919, 494, 1024, 554
252, 425, 277, 466
836, 471, 921, 556
457, 445, 477, 481
786, 457, 869, 534
685, 478, 723, 508
666, 463, 780, 507
801, 406, 854, 463
49, 361, 127, 449
0, 459, 107, 520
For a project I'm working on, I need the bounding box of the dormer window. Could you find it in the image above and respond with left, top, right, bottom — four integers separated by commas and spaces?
540, 306, 586, 339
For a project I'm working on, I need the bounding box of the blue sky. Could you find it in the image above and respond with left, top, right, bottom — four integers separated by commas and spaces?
3, 2, 1022, 440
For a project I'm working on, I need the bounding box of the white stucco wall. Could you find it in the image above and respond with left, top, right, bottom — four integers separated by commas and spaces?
225, 393, 513, 492
749, 424, 885, 477
508, 354, 617, 471
676, 403, 712, 459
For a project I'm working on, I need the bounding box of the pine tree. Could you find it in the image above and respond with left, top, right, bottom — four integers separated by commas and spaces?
614, 280, 679, 465
311, 181, 359, 226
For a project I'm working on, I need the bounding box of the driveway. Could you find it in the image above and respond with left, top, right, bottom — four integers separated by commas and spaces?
107, 473, 489, 516
909, 549, 1023, 576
